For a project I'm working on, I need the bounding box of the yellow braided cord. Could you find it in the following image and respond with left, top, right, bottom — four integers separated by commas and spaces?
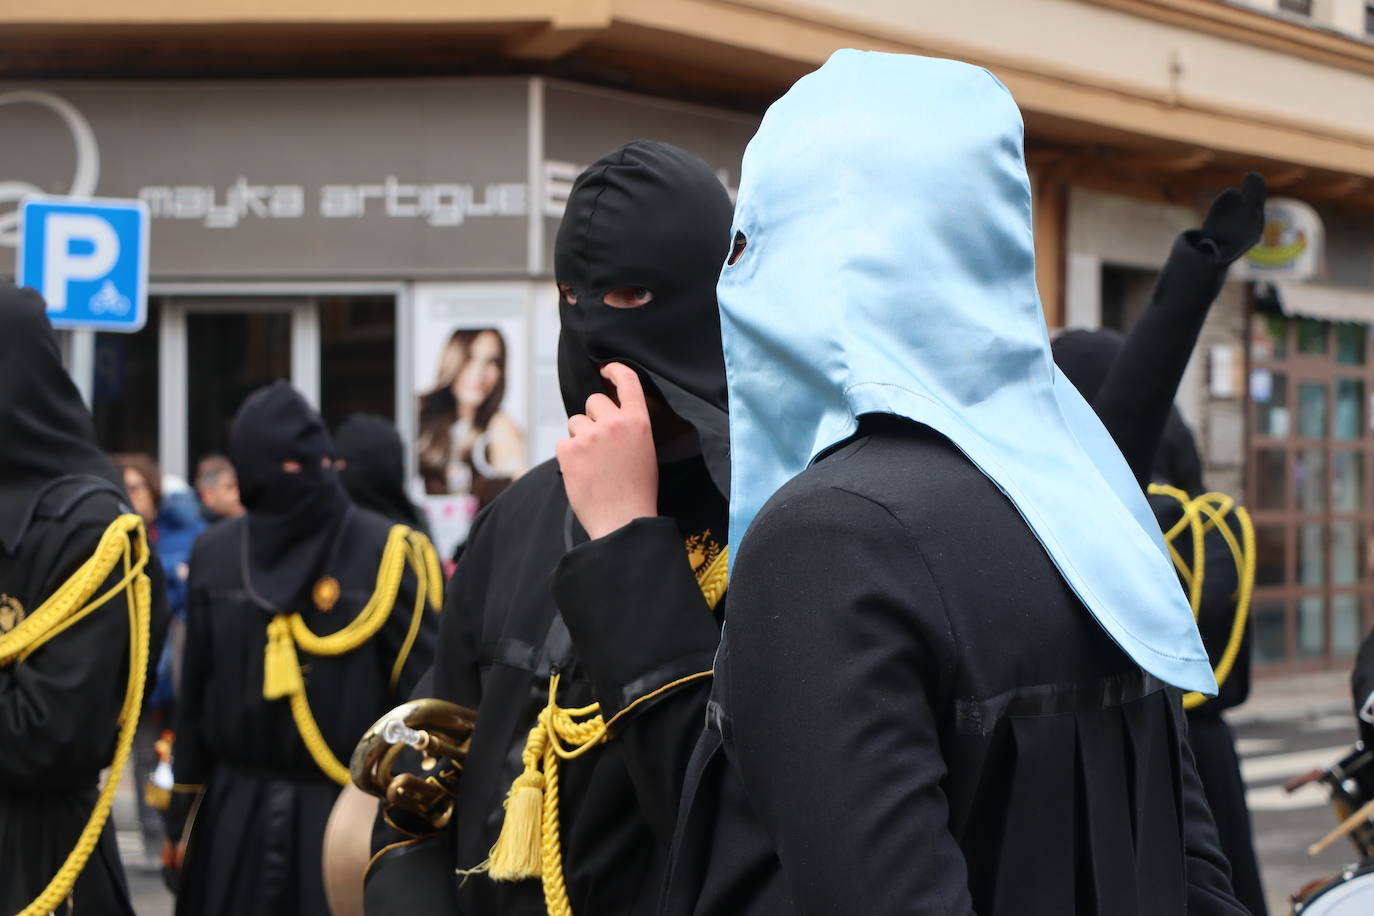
389, 534, 442, 691
288, 688, 352, 785
1150, 484, 1204, 618
263, 524, 436, 785
479, 545, 729, 915
411, 530, 444, 612
1149, 486, 1257, 712
0, 515, 152, 916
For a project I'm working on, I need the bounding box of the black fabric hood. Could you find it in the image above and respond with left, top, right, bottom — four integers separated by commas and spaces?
0, 282, 124, 554
1052, 328, 1204, 495
554, 140, 734, 495
335, 412, 428, 534
230, 381, 351, 612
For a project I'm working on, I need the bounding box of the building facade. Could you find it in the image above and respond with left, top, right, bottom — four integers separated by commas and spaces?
4, 0, 1374, 667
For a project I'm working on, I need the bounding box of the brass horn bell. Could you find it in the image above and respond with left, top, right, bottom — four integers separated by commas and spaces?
348, 697, 477, 831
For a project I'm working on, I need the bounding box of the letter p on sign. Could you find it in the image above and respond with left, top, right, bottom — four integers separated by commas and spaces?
16, 198, 149, 332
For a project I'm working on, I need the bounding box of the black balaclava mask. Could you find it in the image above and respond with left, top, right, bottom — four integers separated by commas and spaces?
0, 281, 124, 554
230, 381, 350, 612
554, 140, 734, 495
335, 412, 427, 532
1052, 328, 1205, 495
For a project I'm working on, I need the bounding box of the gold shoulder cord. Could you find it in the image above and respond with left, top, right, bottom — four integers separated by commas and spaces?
1147, 485, 1256, 711
262, 525, 443, 785
0, 514, 153, 916
471, 545, 729, 916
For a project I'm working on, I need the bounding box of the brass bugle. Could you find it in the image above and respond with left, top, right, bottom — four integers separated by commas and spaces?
348, 697, 477, 829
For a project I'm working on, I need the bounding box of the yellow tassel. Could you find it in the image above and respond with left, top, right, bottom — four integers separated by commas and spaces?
487, 768, 545, 881
263, 615, 304, 700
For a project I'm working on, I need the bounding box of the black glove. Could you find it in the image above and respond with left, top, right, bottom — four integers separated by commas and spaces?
1193, 172, 1266, 265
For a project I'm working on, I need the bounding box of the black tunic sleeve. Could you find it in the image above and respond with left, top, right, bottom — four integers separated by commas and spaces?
552, 516, 722, 843
0, 519, 162, 784
1091, 234, 1227, 487
721, 485, 973, 914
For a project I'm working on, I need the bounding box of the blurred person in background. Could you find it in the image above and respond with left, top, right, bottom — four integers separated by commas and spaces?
169, 381, 440, 916
193, 454, 243, 523
114, 452, 207, 869
335, 412, 429, 536
0, 281, 169, 915
416, 327, 527, 506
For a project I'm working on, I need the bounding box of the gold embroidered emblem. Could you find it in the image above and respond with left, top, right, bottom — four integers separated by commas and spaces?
312, 576, 341, 613
0, 593, 24, 634
685, 530, 722, 582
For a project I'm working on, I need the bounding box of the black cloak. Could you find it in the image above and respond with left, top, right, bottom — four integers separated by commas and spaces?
173, 383, 436, 916
1051, 228, 1265, 915
363, 141, 733, 915
0, 281, 169, 915
335, 412, 429, 535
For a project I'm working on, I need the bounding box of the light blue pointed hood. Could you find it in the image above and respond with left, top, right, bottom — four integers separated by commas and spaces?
720, 49, 1214, 695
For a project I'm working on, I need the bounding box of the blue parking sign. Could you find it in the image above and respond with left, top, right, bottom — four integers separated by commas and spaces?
16, 198, 149, 333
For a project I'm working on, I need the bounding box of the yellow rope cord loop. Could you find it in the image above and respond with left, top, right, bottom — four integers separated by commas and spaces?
0, 514, 152, 916
479, 544, 730, 915
1148, 484, 1205, 619
1181, 495, 1256, 711
262, 524, 430, 785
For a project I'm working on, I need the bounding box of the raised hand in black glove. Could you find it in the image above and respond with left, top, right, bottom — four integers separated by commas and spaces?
1074, 171, 1266, 489
1191, 172, 1266, 265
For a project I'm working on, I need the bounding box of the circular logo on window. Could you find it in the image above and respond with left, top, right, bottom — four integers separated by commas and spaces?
0, 594, 25, 634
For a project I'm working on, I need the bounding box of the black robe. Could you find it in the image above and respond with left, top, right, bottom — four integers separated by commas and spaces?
173, 506, 435, 916
367, 454, 725, 914
660, 419, 1246, 916
0, 477, 170, 915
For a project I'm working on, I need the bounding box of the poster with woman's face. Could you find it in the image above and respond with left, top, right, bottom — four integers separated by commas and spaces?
412, 284, 530, 558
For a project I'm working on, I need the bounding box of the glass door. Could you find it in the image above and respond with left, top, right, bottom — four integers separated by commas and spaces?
1248, 312, 1374, 671
159, 297, 318, 481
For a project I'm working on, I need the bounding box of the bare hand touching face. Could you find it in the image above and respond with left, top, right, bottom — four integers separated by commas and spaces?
556, 362, 659, 540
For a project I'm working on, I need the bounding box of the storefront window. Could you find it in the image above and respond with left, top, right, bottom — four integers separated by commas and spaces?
1254, 370, 1289, 437
1332, 522, 1361, 585
1333, 451, 1364, 512
1295, 448, 1326, 512
1336, 323, 1367, 366
1298, 523, 1325, 587
1332, 594, 1363, 656
319, 296, 397, 430
187, 311, 292, 465
1335, 378, 1365, 439
1252, 600, 1288, 664
1255, 449, 1287, 510
92, 300, 160, 458
1298, 382, 1328, 437
1297, 595, 1325, 658
1249, 313, 1374, 670
1255, 524, 1287, 586
1298, 318, 1328, 355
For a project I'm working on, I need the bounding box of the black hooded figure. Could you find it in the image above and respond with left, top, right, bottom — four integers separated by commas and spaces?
1053, 176, 1269, 916
171, 381, 438, 916
335, 412, 430, 536
362, 141, 733, 914
0, 281, 169, 915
